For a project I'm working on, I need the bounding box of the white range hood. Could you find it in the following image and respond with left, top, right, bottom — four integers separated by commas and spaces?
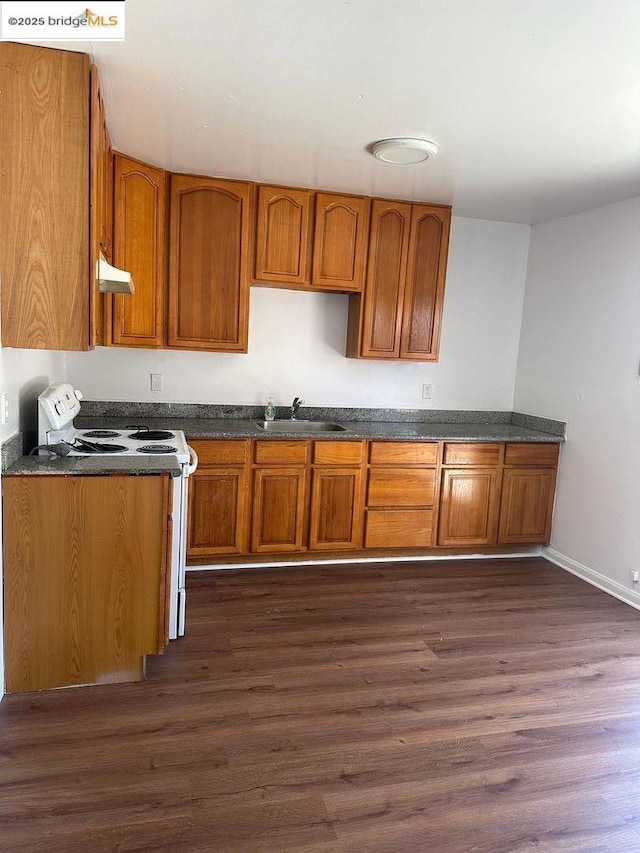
98, 255, 135, 294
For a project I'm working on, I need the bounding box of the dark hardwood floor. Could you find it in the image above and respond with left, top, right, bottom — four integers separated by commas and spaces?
2, 557, 640, 852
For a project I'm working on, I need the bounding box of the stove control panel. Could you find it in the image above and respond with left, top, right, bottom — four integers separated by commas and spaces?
38, 383, 83, 434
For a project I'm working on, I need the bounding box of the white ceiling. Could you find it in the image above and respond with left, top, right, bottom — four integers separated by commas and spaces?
55, 0, 640, 223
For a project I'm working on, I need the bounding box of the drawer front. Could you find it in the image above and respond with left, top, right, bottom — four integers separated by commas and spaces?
367, 468, 436, 508
365, 509, 433, 549
313, 440, 365, 466
369, 441, 438, 466
443, 442, 501, 466
254, 439, 309, 465
504, 443, 560, 467
189, 439, 248, 466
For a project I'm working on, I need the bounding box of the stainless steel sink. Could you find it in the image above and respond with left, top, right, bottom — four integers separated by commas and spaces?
255, 420, 347, 432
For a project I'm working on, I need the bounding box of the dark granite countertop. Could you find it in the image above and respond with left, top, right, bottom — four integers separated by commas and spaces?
74, 416, 564, 444
3, 406, 565, 476
4, 456, 182, 477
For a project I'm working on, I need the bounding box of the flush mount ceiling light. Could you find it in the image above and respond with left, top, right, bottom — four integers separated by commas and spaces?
370, 137, 439, 165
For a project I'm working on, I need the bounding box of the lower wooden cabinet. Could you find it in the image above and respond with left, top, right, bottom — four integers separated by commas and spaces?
498, 442, 559, 546
251, 467, 308, 552
309, 467, 364, 550
438, 468, 501, 546
187, 440, 250, 557
3, 474, 171, 693
364, 441, 437, 549
188, 469, 249, 556
309, 440, 365, 551
186, 438, 560, 561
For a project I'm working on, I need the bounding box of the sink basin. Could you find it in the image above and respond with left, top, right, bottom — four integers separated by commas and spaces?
255, 420, 347, 432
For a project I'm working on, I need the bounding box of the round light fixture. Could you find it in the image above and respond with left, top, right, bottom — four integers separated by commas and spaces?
371, 137, 439, 165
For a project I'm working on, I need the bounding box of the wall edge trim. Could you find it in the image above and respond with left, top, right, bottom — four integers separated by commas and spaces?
544, 547, 640, 611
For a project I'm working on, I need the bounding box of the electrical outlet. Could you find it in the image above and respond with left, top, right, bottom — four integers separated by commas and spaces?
0, 392, 8, 425
632, 570, 639, 585
150, 373, 163, 392
422, 383, 432, 400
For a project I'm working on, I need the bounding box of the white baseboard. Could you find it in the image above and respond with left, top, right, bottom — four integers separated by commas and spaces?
187, 548, 542, 573
543, 547, 640, 611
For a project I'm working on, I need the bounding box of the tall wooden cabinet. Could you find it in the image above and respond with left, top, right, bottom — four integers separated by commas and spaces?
0, 43, 92, 350
109, 154, 167, 348
89, 64, 113, 348
347, 200, 451, 361
168, 174, 252, 351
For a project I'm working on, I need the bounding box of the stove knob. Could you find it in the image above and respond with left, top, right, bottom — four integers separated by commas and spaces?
55, 401, 66, 415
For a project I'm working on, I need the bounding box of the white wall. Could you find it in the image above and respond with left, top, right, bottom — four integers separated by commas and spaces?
65, 216, 531, 411
0, 346, 66, 696
514, 196, 640, 601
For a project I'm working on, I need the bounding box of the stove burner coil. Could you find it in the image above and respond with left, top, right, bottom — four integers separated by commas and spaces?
82, 430, 121, 438
73, 438, 127, 454
127, 425, 175, 441
136, 444, 178, 454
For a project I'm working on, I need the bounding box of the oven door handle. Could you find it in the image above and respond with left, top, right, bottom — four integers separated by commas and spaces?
187, 444, 199, 475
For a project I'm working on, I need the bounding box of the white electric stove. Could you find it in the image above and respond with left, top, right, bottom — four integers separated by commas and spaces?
37, 383, 198, 640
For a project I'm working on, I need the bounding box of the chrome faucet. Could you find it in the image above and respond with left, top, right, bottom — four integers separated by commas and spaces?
290, 396, 304, 420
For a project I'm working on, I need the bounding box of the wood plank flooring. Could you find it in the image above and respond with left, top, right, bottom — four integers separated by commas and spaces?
2, 557, 640, 852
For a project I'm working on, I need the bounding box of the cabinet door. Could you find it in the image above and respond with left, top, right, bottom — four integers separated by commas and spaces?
188, 468, 249, 556
400, 204, 451, 360
254, 185, 312, 286
309, 467, 364, 551
0, 43, 90, 351
312, 192, 370, 291
359, 200, 411, 358
3, 475, 170, 693
111, 155, 167, 348
498, 468, 557, 545
251, 468, 308, 553
438, 468, 500, 546
168, 174, 252, 351
89, 64, 111, 348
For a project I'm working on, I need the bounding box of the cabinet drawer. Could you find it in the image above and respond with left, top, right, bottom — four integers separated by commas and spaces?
367, 469, 436, 507
505, 443, 560, 467
369, 442, 438, 465
254, 440, 309, 465
365, 509, 433, 549
313, 441, 365, 465
443, 443, 501, 466
190, 439, 248, 466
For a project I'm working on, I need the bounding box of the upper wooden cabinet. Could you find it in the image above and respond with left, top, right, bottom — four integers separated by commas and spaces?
110, 154, 167, 348
253, 187, 369, 293
347, 200, 451, 361
168, 174, 252, 351
0, 42, 93, 350
254, 185, 312, 286
312, 192, 370, 291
